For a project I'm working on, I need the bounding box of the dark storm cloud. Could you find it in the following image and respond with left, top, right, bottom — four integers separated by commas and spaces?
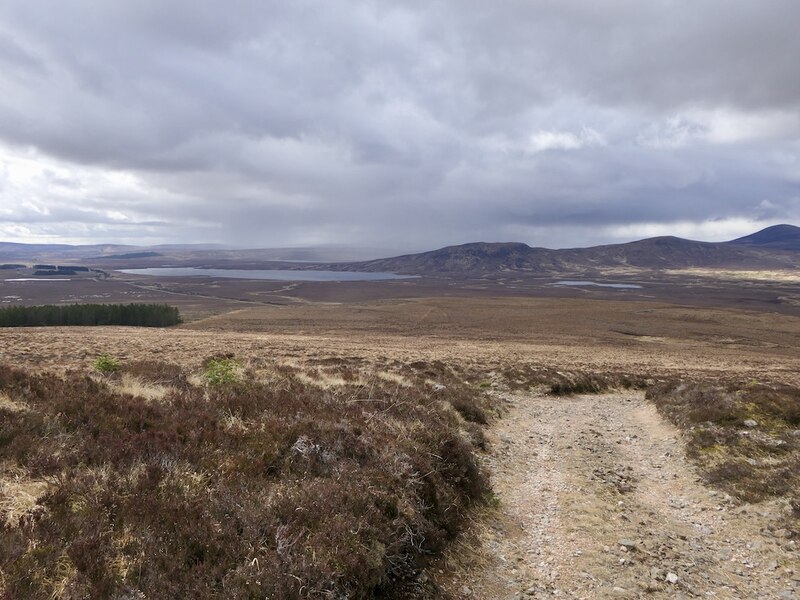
0, 0, 798, 248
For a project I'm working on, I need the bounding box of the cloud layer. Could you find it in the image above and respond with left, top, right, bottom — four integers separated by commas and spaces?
1, 0, 799, 249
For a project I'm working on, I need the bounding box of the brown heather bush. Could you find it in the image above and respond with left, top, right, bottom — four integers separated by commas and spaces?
647, 380, 800, 517
119, 360, 190, 389
0, 361, 490, 599
494, 364, 648, 396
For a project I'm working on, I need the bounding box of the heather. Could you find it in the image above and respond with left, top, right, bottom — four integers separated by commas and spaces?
0, 360, 490, 599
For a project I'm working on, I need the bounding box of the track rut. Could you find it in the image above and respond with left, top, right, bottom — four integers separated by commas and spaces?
441, 392, 798, 599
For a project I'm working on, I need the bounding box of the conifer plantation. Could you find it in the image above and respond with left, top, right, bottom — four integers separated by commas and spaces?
0, 304, 181, 327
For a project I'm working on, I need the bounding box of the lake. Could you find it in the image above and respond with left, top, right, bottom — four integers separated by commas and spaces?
6, 278, 73, 282
119, 267, 416, 282
549, 280, 643, 289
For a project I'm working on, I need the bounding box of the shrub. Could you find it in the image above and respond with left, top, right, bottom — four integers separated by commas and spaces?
202, 357, 240, 386
0, 363, 490, 598
647, 379, 800, 518
93, 354, 120, 374
447, 390, 489, 424
120, 360, 190, 389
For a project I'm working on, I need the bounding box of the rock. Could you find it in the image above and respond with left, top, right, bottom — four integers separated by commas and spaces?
666, 572, 679, 584
746, 458, 759, 466
791, 429, 800, 437
523, 585, 539, 595
461, 585, 472, 596
618, 539, 637, 551
743, 419, 758, 428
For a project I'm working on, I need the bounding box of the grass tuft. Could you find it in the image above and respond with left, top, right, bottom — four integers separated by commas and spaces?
201, 356, 241, 386
93, 354, 121, 374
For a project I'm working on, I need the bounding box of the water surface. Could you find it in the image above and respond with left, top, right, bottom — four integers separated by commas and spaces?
6, 278, 73, 282
119, 267, 415, 282
550, 280, 642, 289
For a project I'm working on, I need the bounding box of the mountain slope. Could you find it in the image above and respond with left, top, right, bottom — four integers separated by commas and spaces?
555, 236, 767, 269
339, 233, 800, 275
727, 224, 800, 251
343, 242, 551, 274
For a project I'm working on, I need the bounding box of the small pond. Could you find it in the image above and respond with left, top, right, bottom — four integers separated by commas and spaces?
549, 280, 642, 289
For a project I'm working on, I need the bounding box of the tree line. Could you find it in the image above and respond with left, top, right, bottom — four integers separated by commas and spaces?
0, 303, 182, 327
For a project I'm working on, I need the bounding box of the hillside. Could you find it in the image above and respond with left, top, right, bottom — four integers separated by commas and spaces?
336, 242, 551, 275
553, 236, 781, 270
339, 229, 800, 276
728, 223, 800, 251
2, 316, 798, 598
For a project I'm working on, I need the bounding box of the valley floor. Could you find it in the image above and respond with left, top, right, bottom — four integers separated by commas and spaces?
438, 391, 798, 599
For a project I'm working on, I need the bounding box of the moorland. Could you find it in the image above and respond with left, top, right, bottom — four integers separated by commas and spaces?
1, 227, 799, 598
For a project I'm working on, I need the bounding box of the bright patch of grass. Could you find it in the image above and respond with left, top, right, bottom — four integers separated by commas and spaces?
202, 357, 240, 386
93, 354, 120, 374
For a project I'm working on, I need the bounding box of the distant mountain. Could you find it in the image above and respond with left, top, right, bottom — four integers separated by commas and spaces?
348, 242, 549, 274
95, 251, 164, 259
0, 241, 399, 265
727, 224, 800, 251
0, 242, 132, 261
148, 243, 234, 251
338, 230, 800, 276
2, 225, 799, 275
554, 236, 767, 270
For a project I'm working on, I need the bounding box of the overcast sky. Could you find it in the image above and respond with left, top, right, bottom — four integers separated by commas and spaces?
1, 1, 799, 250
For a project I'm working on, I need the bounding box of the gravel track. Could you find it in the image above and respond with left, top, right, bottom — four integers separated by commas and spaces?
442, 392, 798, 599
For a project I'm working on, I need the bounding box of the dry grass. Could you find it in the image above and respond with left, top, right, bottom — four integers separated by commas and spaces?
0, 392, 27, 413
4, 296, 800, 389
667, 268, 800, 283
294, 369, 353, 388
111, 373, 172, 402
377, 371, 413, 387
0, 471, 48, 527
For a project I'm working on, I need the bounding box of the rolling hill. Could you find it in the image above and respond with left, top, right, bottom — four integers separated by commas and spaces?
2, 225, 799, 276
727, 224, 800, 251
336, 226, 800, 276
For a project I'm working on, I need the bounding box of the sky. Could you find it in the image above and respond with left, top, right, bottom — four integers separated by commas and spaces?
0, 0, 799, 251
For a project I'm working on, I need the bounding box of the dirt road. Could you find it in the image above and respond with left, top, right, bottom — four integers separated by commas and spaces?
441, 392, 798, 599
